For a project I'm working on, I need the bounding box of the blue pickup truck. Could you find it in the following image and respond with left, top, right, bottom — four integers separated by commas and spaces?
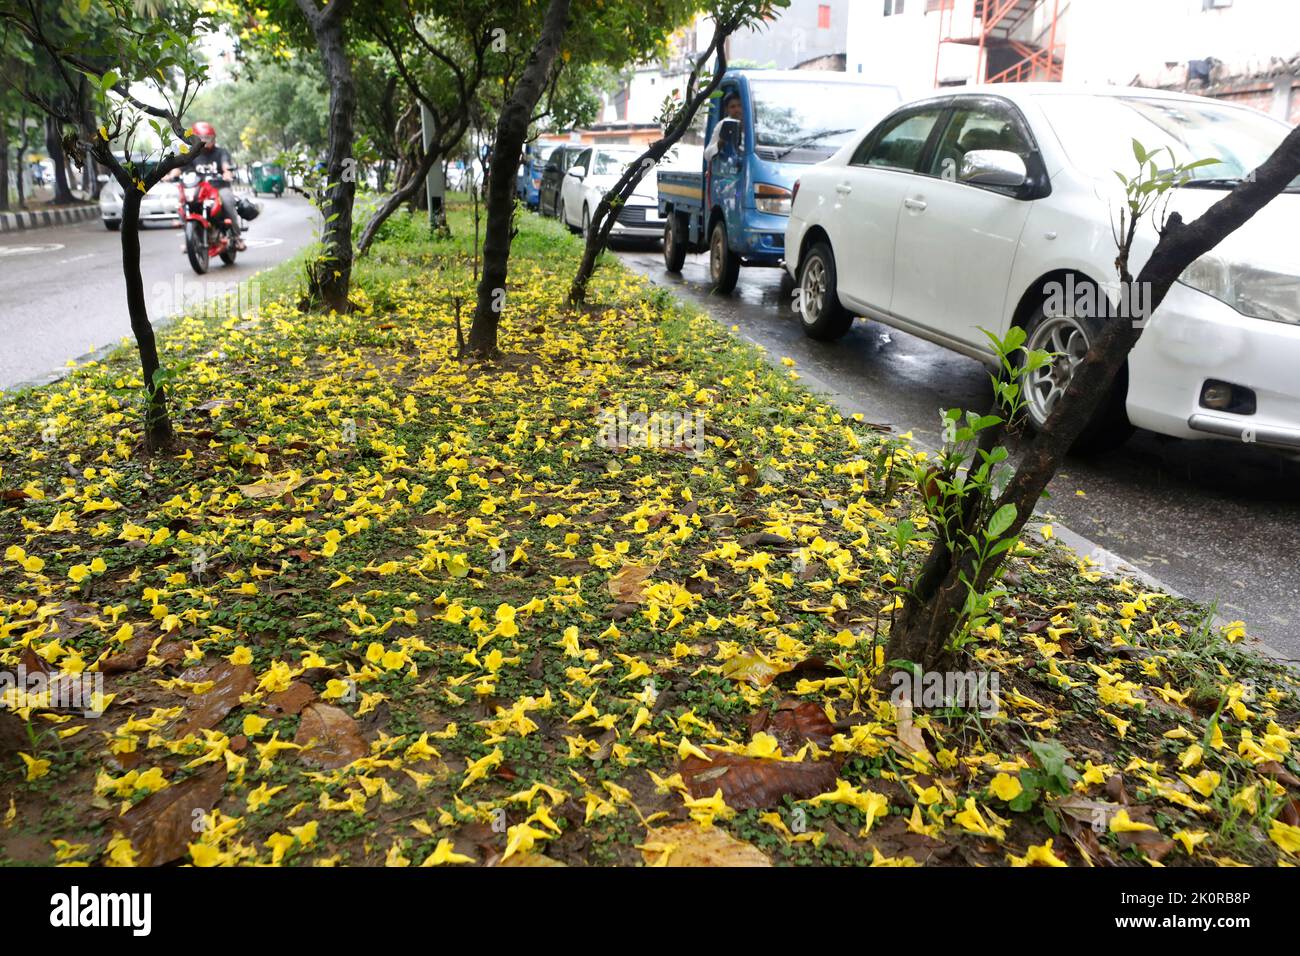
658, 70, 899, 292
517, 140, 563, 210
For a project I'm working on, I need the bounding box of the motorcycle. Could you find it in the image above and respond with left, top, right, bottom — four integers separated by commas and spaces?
176, 171, 258, 275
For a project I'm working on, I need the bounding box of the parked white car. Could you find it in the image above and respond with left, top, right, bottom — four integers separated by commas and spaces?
98, 176, 180, 231
786, 84, 1300, 453
559, 145, 664, 241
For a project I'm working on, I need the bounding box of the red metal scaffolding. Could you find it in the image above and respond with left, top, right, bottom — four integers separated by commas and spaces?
933, 0, 1065, 87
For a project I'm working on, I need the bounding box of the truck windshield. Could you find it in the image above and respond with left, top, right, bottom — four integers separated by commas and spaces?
749, 80, 899, 160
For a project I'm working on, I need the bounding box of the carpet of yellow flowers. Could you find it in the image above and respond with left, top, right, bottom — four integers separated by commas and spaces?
1, 205, 1297, 868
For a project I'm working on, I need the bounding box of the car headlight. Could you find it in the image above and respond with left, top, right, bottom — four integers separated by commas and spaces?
754, 182, 792, 216
1180, 254, 1300, 326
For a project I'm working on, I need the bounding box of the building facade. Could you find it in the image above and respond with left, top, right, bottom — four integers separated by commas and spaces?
845, 0, 1299, 122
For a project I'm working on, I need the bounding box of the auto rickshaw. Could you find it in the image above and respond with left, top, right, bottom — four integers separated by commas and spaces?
250, 161, 285, 197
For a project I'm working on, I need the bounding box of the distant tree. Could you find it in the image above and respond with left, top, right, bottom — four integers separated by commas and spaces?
567, 0, 787, 306
0, 0, 212, 451
189, 61, 330, 165
230, 0, 359, 313
466, 0, 700, 357
352, 0, 499, 255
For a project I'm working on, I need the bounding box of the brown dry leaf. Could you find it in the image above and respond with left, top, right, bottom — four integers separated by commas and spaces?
680, 753, 839, 809
769, 700, 836, 746
111, 765, 226, 867
265, 682, 317, 717
1057, 795, 1122, 831
751, 699, 836, 751
101, 634, 154, 675
893, 699, 934, 762
175, 661, 255, 737
608, 564, 654, 604
295, 703, 368, 769
1259, 761, 1300, 788
1279, 797, 1300, 828
640, 822, 770, 867
1119, 830, 1176, 862
237, 476, 310, 499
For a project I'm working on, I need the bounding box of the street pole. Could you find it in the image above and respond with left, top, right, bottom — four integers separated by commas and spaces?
420, 103, 446, 230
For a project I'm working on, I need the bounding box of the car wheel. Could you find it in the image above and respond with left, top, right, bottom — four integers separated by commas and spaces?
663, 213, 687, 273
104, 219, 121, 231
709, 218, 740, 294
1020, 302, 1132, 454
797, 241, 854, 341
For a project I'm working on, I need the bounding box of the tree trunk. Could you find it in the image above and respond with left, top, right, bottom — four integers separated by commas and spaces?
884, 123, 1300, 673
118, 187, 173, 451
15, 121, 28, 208
357, 143, 441, 256
88, 154, 103, 199
45, 116, 75, 204
466, 0, 572, 357
303, 0, 357, 314
567, 40, 730, 308
0, 119, 9, 212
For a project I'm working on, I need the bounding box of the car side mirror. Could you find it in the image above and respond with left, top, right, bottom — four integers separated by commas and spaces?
569, 165, 587, 179
717, 117, 742, 154
959, 149, 1027, 188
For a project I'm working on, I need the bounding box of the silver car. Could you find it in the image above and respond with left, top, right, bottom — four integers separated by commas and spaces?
98, 176, 180, 231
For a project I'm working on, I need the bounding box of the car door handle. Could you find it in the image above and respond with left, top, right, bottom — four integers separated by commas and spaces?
903, 197, 927, 211
835, 183, 852, 195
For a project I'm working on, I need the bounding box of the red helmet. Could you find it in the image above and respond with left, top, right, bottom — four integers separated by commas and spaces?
191, 121, 216, 141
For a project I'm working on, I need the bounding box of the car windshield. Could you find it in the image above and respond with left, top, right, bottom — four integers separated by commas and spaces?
1037, 93, 1300, 189
594, 150, 639, 176
749, 80, 899, 156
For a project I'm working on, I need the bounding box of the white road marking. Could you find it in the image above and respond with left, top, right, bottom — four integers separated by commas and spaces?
0, 243, 65, 257
57, 253, 97, 264
242, 237, 283, 248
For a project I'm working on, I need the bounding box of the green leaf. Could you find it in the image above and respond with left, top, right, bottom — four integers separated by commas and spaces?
986, 503, 1018, 539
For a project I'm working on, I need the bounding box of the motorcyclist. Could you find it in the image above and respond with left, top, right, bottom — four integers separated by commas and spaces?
169, 121, 246, 251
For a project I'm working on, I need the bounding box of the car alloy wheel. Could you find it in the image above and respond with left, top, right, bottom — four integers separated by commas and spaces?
1024, 313, 1090, 427
800, 255, 826, 326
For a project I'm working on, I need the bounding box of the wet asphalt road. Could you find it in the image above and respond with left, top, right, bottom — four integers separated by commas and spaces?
0, 193, 317, 390
616, 243, 1300, 660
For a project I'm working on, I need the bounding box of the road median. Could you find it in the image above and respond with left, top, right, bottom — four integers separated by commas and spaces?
0, 202, 1296, 868
0, 202, 99, 234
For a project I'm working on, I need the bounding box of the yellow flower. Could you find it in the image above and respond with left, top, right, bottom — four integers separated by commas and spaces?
1007, 839, 1067, 867
1108, 809, 1157, 833
19, 752, 51, 781
989, 772, 1023, 802
1269, 819, 1300, 856
421, 838, 474, 866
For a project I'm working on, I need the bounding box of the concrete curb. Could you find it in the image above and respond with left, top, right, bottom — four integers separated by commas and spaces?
0, 203, 99, 234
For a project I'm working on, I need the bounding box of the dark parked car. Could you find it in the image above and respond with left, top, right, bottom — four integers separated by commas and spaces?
538, 144, 586, 218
